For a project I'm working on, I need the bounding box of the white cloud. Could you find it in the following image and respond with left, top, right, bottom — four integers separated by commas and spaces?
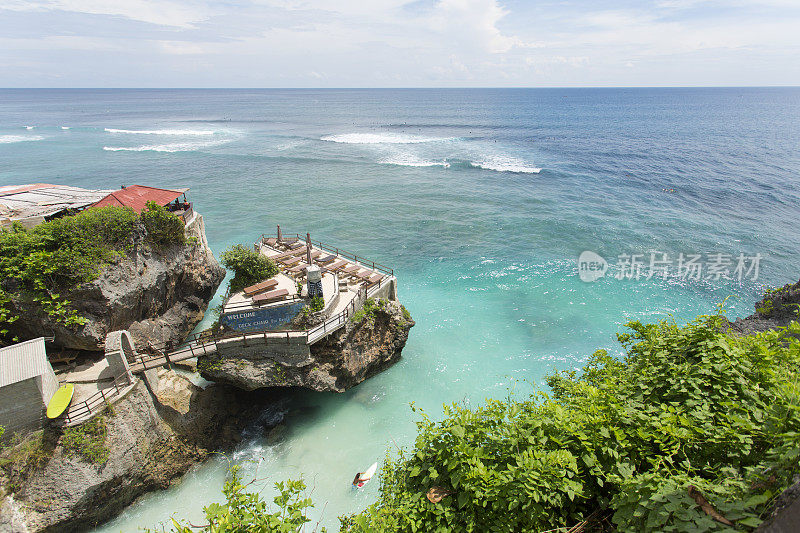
0, 0, 798, 86
2, 0, 214, 28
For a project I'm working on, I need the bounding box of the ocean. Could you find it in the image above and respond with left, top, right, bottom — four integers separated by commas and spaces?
0, 88, 798, 530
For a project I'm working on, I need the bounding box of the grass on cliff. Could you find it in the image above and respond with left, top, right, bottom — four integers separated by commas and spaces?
61, 416, 110, 465
0, 203, 187, 344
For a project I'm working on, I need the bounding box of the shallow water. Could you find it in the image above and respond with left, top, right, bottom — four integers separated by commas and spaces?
1, 88, 799, 530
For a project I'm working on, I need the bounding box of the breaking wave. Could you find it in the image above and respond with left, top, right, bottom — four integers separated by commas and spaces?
103, 138, 231, 152
0, 135, 45, 144
470, 156, 541, 174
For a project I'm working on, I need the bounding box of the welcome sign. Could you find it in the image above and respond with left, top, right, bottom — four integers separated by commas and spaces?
220, 301, 306, 332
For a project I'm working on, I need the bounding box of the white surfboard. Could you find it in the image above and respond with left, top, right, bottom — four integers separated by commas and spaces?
353, 462, 378, 488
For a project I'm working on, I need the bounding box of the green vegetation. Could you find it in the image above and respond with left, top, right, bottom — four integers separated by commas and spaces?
351, 298, 385, 327
221, 244, 279, 295
310, 296, 325, 313
140, 200, 187, 247
61, 416, 110, 465
165, 466, 322, 533
0, 430, 57, 491
345, 314, 800, 532
0, 204, 188, 345
398, 305, 413, 328
149, 310, 800, 532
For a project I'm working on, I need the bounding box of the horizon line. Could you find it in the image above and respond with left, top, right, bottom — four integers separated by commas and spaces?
1, 85, 799, 90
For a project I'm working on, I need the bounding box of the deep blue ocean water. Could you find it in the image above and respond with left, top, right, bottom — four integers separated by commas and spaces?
1, 88, 799, 530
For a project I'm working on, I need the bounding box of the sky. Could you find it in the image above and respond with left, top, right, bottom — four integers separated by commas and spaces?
1, 0, 799, 87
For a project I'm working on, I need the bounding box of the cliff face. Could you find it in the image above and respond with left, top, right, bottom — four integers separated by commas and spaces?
7, 215, 225, 352
0, 370, 277, 533
198, 299, 414, 393
727, 278, 800, 335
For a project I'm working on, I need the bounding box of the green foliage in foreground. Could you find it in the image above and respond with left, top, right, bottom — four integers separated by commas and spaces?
166, 466, 323, 533
345, 315, 800, 532
221, 244, 279, 295
0, 204, 188, 344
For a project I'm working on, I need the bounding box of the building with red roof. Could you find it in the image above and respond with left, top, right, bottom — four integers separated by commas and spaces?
92, 185, 193, 223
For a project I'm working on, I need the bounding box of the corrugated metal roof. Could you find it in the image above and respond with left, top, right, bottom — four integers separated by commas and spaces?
0, 338, 51, 387
0, 184, 114, 223
92, 185, 188, 213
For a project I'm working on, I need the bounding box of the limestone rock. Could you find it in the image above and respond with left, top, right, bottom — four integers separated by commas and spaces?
0, 371, 272, 532
727, 278, 800, 335
198, 299, 414, 393
6, 215, 224, 353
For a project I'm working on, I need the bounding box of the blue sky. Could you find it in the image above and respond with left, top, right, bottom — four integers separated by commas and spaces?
1, 0, 798, 87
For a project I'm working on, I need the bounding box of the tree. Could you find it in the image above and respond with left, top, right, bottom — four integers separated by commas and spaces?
220, 244, 279, 294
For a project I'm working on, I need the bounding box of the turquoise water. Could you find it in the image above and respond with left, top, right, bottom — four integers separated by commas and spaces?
1, 88, 799, 530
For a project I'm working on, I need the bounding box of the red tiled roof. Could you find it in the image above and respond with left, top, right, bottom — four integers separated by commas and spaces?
92, 185, 186, 213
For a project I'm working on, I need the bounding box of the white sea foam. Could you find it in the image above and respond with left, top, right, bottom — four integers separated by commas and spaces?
470, 156, 541, 174
24, 126, 34, 130
379, 154, 450, 168
103, 138, 231, 152
0, 135, 45, 144
321, 132, 451, 144
104, 128, 216, 136
61, 126, 70, 130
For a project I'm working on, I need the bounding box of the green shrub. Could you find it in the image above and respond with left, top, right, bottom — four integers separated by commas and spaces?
310, 296, 324, 312
164, 466, 322, 533
61, 416, 109, 465
0, 206, 140, 342
351, 298, 384, 326
140, 201, 187, 247
346, 315, 800, 532
220, 244, 279, 294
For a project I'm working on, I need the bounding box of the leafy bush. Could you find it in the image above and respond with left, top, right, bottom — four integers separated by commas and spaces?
140, 201, 187, 247
346, 314, 800, 532
350, 298, 385, 327
61, 416, 109, 465
220, 244, 279, 294
165, 466, 323, 533
0, 206, 140, 342
310, 296, 325, 312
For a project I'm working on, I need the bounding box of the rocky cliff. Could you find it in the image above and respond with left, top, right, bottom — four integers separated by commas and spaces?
0, 370, 278, 533
6, 215, 224, 353
727, 278, 800, 335
198, 299, 414, 392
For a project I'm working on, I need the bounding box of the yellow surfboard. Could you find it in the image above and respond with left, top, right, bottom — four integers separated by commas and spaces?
46, 384, 74, 419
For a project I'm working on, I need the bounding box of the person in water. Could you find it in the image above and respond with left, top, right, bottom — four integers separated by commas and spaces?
353, 472, 363, 486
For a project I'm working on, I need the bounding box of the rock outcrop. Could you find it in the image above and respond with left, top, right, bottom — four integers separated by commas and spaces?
0, 370, 279, 533
727, 278, 800, 335
198, 299, 414, 392
6, 215, 224, 353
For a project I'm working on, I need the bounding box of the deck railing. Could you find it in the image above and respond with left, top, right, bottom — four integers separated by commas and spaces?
256, 233, 394, 276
